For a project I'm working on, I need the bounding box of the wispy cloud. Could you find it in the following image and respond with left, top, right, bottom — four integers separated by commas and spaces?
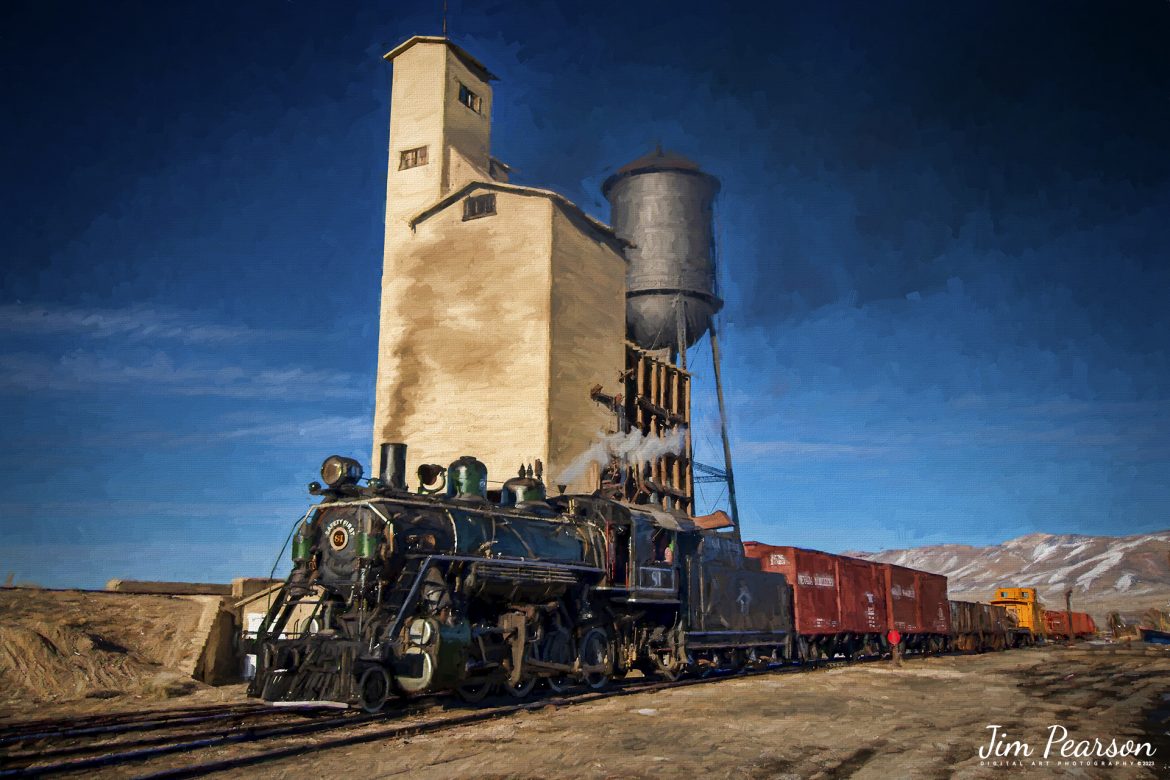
948, 393, 1170, 419
0, 351, 367, 400
0, 302, 315, 344
0, 414, 371, 451
737, 440, 892, 459
205, 415, 369, 447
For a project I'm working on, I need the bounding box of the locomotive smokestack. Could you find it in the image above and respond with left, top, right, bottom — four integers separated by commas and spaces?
379, 442, 408, 491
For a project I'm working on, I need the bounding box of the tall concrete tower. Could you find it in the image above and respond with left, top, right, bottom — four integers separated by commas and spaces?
372, 37, 628, 494
383, 37, 496, 231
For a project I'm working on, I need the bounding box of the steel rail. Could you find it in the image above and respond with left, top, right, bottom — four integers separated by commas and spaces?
0, 704, 270, 744
0, 708, 338, 768
0, 711, 377, 778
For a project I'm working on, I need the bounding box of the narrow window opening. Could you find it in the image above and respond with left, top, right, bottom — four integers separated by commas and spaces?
463, 193, 496, 221
458, 82, 482, 114
399, 146, 428, 170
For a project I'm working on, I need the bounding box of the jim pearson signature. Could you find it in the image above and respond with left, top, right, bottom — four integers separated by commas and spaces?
980, 724, 1156, 761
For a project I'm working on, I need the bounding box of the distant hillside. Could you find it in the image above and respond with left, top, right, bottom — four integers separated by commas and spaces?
848, 530, 1170, 621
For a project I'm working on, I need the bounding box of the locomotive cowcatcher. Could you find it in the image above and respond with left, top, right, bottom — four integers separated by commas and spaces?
247, 446, 793, 710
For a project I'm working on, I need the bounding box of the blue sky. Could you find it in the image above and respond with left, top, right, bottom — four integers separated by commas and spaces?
2, 1, 1168, 587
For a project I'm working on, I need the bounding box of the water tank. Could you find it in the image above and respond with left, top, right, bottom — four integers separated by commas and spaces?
602, 148, 722, 351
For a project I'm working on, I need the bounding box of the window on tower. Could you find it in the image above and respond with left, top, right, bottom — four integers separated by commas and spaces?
399, 146, 428, 170
463, 193, 496, 221
458, 82, 482, 114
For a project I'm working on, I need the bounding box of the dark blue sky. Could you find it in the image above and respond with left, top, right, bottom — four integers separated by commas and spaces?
2, 1, 1168, 587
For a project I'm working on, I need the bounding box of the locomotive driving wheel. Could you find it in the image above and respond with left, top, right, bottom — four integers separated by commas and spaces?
539, 625, 575, 693
357, 666, 391, 713
504, 674, 536, 698
578, 627, 612, 690
455, 679, 492, 703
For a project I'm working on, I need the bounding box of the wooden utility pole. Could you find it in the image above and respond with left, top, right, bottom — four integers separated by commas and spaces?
1065, 588, 1074, 646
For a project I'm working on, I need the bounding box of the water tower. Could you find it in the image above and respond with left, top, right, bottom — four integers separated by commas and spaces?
602, 148, 722, 354
602, 149, 739, 532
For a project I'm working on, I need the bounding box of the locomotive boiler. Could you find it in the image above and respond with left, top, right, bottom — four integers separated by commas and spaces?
247, 447, 794, 711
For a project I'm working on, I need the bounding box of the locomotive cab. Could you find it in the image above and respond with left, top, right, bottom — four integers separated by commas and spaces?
630, 510, 681, 599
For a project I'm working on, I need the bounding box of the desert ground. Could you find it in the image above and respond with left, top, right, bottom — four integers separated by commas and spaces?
200, 645, 1166, 780
2, 640, 1167, 779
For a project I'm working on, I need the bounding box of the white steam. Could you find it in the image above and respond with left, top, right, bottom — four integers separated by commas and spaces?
557, 428, 687, 488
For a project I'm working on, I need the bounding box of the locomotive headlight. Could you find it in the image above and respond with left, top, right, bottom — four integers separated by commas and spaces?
321, 455, 363, 488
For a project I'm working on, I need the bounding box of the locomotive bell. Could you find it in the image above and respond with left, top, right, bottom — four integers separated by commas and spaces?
446, 456, 488, 499
320, 455, 363, 487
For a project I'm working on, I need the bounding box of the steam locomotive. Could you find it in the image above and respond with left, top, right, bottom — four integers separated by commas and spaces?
247, 447, 793, 711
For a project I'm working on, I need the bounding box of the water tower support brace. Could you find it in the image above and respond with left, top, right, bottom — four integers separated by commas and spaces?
708, 319, 741, 540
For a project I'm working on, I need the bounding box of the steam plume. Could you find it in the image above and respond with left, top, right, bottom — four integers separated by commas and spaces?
557, 428, 686, 487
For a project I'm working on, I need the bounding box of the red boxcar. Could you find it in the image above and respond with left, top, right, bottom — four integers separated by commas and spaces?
1043, 610, 1098, 639
743, 543, 840, 634
918, 571, 952, 635
882, 563, 922, 633
836, 555, 888, 634
744, 543, 951, 657
879, 564, 951, 647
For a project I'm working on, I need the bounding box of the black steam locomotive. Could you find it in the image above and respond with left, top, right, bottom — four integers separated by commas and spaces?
247, 446, 793, 710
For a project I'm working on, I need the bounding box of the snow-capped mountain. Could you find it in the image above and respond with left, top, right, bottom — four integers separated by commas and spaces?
848, 530, 1170, 620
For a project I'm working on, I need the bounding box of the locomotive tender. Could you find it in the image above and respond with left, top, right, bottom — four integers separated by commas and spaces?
248, 446, 793, 711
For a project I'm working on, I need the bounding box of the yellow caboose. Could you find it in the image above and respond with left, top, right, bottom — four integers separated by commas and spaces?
991, 586, 1046, 645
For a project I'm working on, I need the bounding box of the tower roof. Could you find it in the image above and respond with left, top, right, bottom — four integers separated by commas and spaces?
383, 36, 498, 82
616, 147, 701, 175
601, 146, 717, 197
408, 181, 627, 256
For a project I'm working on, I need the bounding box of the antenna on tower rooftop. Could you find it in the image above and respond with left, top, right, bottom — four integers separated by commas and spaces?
442, 0, 448, 36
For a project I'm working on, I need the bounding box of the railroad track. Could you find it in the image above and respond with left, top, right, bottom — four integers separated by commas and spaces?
0, 703, 271, 744
0, 650, 979, 779
0, 703, 349, 773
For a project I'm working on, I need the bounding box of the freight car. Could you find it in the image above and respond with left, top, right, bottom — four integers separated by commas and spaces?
742, 544, 885, 660
990, 586, 1044, 645
882, 562, 951, 653
948, 600, 1016, 651
248, 451, 794, 710
742, 544, 956, 659
1042, 610, 1098, 640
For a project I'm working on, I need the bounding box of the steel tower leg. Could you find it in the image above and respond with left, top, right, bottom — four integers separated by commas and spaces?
675, 297, 694, 514
708, 318, 740, 539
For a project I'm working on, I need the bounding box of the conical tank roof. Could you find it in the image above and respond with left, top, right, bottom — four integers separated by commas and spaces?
601, 147, 714, 196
